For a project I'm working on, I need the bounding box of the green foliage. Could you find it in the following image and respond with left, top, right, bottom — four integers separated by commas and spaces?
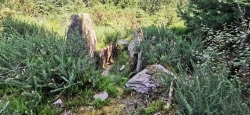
0, 87, 26, 114
1, 17, 50, 37
36, 105, 60, 115
201, 19, 250, 86
178, 0, 250, 30
175, 61, 250, 115
65, 88, 94, 108
138, 0, 166, 14
109, 50, 130, 76
92, 75, 118, 97
0, 94, 28, 114
139, 25, 203, 73
0, 18, 96, 113
92, 98, 110, 109
0, 0, 85, 17
174, 18, 250, 114
137, 100, 163, 115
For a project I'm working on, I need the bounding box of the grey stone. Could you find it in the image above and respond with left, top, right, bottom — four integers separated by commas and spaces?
117, 39, 128, 45
125, 64, 175, 94
120, 65, 125, 71
94, 91, 108, 101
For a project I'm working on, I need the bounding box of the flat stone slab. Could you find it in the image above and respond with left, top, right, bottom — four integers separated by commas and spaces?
125, 64, 175, 94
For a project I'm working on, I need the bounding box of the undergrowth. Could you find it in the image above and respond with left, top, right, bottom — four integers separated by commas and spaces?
0, 18, 123, 114
175, 61, 250, 115
138, 24, 250, 114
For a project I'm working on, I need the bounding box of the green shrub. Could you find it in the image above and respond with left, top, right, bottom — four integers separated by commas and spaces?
139, 25, 203, 73
202, 22, 250, 80
175, 61, 250, 115
0, 18, 96, 113
92, 98, 109, 109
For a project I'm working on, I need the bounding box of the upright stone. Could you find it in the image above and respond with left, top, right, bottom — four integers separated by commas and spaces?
67, 14, 83, 39
78, 13, 97, 57
128, 29, 143, 72
67, 13, 97, 58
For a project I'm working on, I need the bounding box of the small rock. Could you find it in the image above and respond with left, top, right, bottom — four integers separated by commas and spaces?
153, 112, 162, 115
120, 65, 125, 71
78, 106, 94, 113
164, 103, 171, 110
60, 110, 76, 115
94, 91, 108, 101
53, 99, 64, 108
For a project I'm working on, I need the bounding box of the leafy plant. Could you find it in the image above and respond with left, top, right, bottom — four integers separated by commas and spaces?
92, 98, 110, 109
139, 25, 203, 73
0, 18, 96, 113
175, 60, 250, 115
204, 24, 249, 75
178, 0, 250, 30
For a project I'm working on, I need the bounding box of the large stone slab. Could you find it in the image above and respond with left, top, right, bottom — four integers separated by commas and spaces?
125, 64, 175, 94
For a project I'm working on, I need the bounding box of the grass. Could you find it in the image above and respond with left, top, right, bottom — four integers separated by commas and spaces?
137, 99, 164, 115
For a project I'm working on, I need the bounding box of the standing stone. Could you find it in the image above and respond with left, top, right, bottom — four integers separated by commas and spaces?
78, 13, 97, 57
128, 29, 143, 58
67, 15, 82, 37
136, 51, 142, 72
67, 13, 97, 58
128, 29, 143, 72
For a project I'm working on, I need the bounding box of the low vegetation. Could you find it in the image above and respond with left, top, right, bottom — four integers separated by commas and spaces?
0, 0, 250, 114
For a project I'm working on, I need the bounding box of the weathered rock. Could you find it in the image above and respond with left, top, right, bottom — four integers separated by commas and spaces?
125, 64, 175, 94
128, 29, 143, 59
117, 39, 128, 50
136, 51, 142, 73
60, 110, 76, 115
99, 44, 119, 68
128, 29, 144, 72
78, 13, 97, 57
67, 15, 82, 37
100, 47, 108, 68
53, 99, 64, 108
120, 65, 125, 71
67, 13, 97, 58
94, 91, 108, 101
